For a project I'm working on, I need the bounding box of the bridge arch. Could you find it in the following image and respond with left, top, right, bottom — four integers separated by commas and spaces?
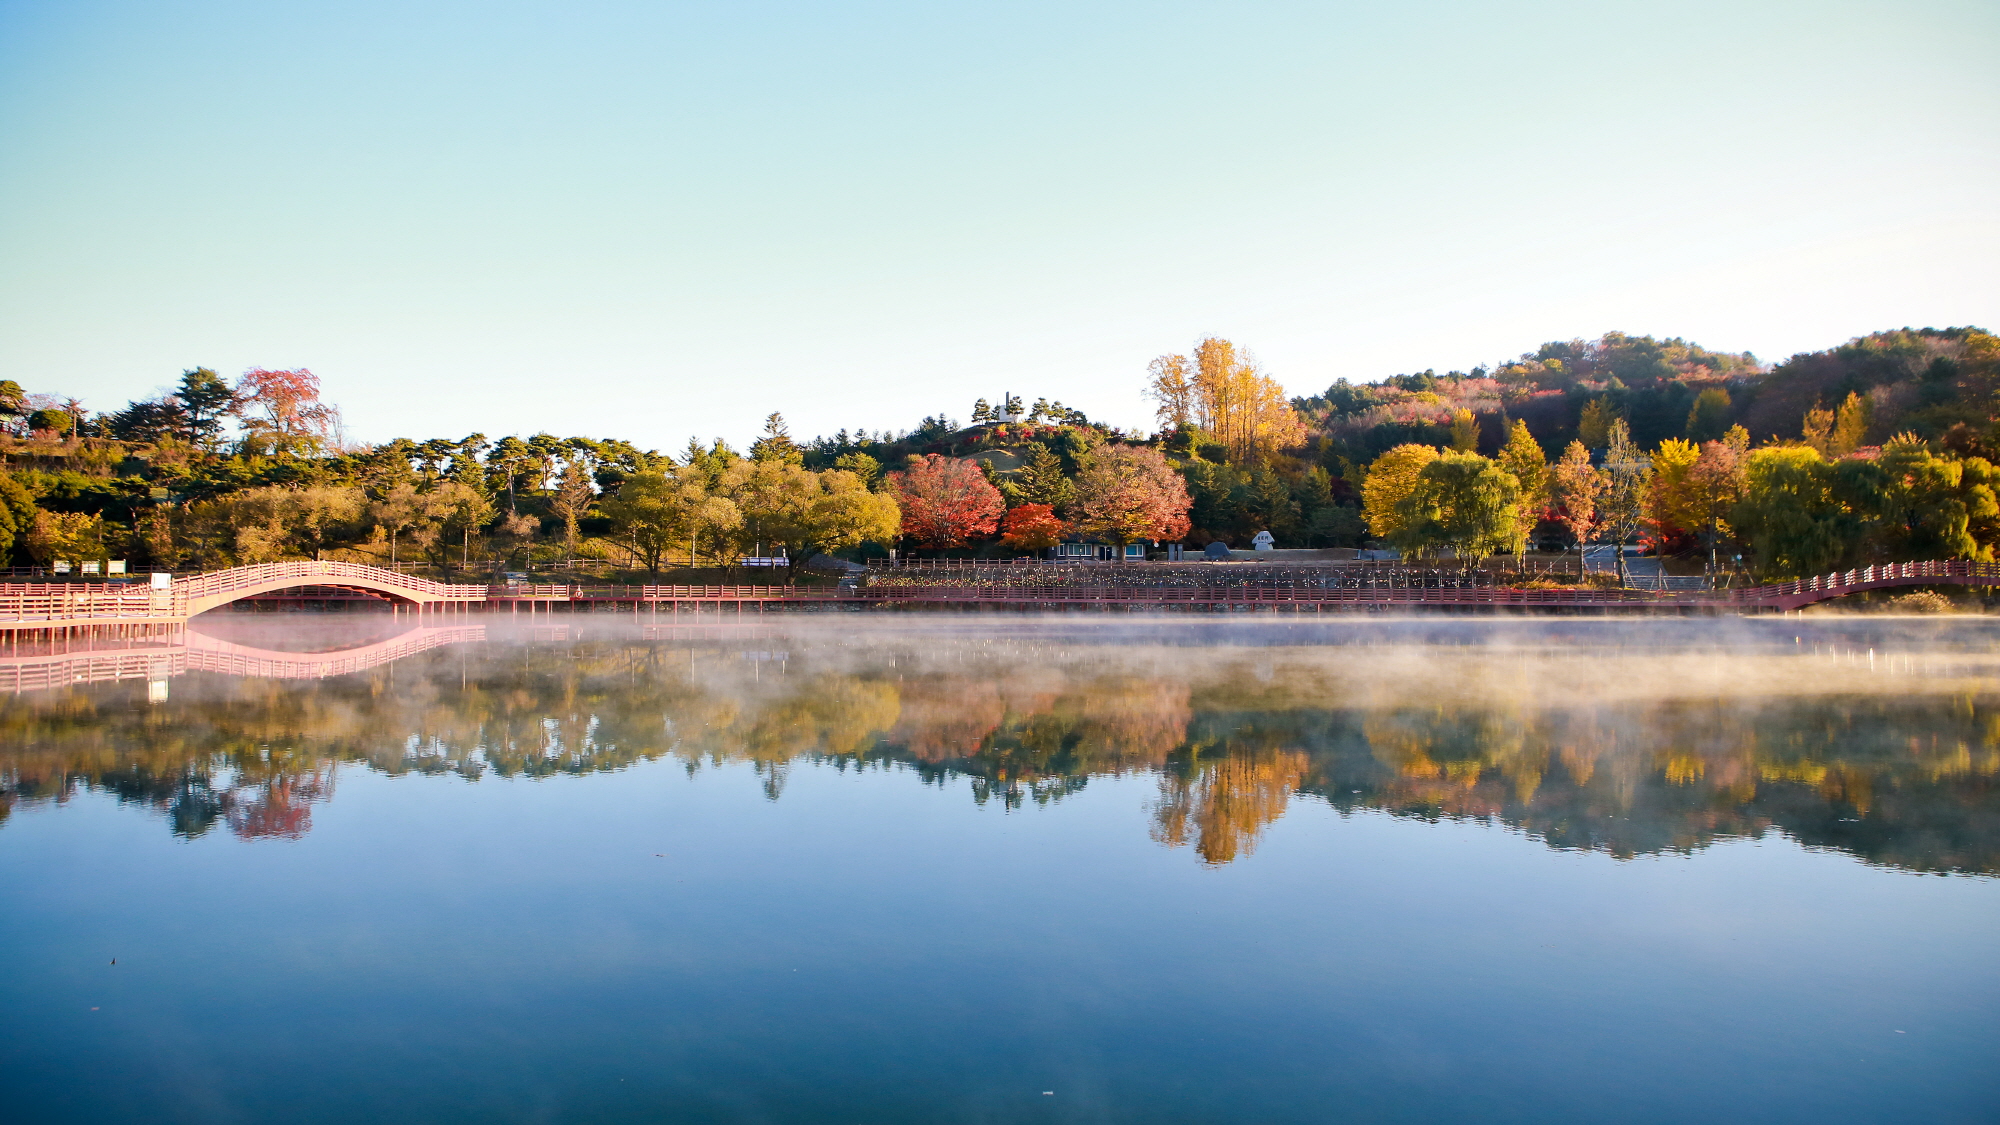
1737, 560, 2000, 611
173, 562, 490, 618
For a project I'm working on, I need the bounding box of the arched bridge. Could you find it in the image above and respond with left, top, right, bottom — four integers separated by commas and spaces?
173, 561, 488, 617
0, 561, 487, 631
1727, 559, 2000, 611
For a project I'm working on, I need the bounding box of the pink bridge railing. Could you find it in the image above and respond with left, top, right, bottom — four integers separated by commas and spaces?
175, 561, 488, 605
1726, 559, 2000, 605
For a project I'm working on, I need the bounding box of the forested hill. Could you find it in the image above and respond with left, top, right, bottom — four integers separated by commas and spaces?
0, 325, 1992, 577
1297, 327, 1998, 462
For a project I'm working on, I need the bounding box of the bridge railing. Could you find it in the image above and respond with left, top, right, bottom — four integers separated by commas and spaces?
1725, 559, 1998, 603
175, 561, 488, 604
859, 584, 1659, 604
0, 582, 179, 622
498, 584, 854, 601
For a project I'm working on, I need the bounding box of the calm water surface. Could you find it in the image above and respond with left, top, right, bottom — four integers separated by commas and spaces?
2, 615, 1997, 1123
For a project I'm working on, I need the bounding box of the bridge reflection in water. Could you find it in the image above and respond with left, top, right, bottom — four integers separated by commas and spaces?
0, 623, 488, 696
0, 618, 1995, 873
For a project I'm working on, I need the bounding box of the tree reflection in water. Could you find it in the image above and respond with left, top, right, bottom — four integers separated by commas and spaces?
0, 622, 1996, 873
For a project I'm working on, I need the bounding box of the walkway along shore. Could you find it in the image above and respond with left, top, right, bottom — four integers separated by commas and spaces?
0, 558, 1990, 647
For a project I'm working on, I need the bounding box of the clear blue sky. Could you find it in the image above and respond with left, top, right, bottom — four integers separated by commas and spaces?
1, 0, 1993, 450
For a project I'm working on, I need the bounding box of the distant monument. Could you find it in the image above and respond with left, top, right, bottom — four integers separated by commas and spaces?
1203, 541, 1232, 560
1252, 530, 1275, 552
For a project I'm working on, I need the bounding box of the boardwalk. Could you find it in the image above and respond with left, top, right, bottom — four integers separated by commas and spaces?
0, 558, 1990, 639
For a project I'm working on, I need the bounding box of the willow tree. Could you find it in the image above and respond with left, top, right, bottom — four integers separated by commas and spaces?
602, 468, 742, 576
724, 461, 899, 576
1392, 452, 1525, 559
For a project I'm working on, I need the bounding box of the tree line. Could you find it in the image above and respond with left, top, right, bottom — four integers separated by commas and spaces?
1, 323, 1994, 579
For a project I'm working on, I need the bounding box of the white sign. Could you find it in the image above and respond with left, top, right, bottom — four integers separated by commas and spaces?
1252, 531, 1275, 551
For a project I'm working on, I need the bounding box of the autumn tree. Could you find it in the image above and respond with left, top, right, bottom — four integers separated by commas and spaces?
1549, 440, 1604, 559
724, 461, 899, 574
1800, 403, 1837, 456
1646, 438, 1703, 550
185, 485, 366, 564
276, 486, 365, 560
787, 468, 900, 570
890, 454, 1004, 550
1687, 437, 1747, 580
1360, 444, 1439, 544
1147, 354, 1194, 430
233, 368, 339, 455
1068, 444, 1192, 546
369, 482, 424, 568
1497, 419, 1547, 558
1448, 409, 1478, 453
429, 480, 494, 571
1146, 338, 1304, 463
26, 511, 105, 566
999, 503, 1067, 551
1830, 391, 1871, 456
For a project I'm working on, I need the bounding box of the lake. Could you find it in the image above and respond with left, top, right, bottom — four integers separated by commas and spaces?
2, 614, 1996, 1124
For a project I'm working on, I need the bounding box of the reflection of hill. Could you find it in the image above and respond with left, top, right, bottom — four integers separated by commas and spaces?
0, 629, 1994, 873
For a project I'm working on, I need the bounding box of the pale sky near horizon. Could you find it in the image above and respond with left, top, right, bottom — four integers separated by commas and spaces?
1, 0, 1994, 450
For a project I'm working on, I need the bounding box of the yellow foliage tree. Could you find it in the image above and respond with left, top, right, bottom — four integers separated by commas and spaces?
1647, 438, 1703, 542
1146, 337, 1304, 463
1361, 444, 1439, 543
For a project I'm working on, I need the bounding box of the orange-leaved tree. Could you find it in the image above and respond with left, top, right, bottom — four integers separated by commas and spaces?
1069, 445, 1192, 547
234, 368, 340, 455
889, 454, 1004, 550
1000, 503, 1067, 551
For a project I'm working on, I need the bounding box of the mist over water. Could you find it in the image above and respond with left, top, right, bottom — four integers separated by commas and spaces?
2, 616, 1997, 1122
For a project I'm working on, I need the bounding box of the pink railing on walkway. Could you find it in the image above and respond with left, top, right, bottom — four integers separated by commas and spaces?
0, 583, 178, 622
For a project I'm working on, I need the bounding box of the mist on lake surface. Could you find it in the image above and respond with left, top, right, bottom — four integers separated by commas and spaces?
6, 615, 1996, 874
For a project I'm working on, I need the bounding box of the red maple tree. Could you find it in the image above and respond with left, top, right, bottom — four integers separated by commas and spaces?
235, 367, 340, 454
1000, 503, 1067, 551
1069, 444, 1192, 545
890, 454, 1004, 549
